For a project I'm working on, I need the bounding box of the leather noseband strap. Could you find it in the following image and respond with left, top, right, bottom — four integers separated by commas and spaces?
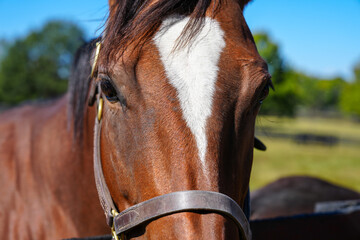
113, 190, 251, 239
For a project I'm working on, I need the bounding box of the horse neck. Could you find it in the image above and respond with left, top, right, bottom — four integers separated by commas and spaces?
0, 94, 108, 239
78, 98, 96, 160
47, 94, 107, 236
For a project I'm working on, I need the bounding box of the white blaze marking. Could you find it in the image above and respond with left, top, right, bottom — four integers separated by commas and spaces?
154, 16, 225, 165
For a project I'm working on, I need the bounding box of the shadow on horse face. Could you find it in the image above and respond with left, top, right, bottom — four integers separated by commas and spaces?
90, 0, 270, 239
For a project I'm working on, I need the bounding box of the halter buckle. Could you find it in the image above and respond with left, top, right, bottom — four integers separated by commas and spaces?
111, 225, 120, 240
111, 210, 126, 240
112, 229, 126, 240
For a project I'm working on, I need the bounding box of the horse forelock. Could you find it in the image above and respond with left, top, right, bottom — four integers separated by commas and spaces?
101, 0, 224, 65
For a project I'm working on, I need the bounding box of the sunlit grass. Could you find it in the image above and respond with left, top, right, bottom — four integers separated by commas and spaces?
256, 115, 360, 139
251, 116, 360, 192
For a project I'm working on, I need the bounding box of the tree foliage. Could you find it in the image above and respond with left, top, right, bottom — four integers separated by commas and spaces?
0, 21, 85, 105
339, 61, 360, 118
254, 32, 300, 116
0, 39, 8, 61
295, 73, 345, 112
254, 32, 352, 117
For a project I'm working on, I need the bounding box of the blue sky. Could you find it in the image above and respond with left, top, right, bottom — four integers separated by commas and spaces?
0, 0, 359, 80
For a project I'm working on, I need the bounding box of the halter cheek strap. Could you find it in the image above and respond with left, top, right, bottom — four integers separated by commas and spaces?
91, 42, 251, 240
94, 95, 118, 224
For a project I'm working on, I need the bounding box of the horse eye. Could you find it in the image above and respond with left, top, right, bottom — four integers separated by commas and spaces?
259, 78, 274, 104
259, 85, 269, 103
100, 79, 119, 103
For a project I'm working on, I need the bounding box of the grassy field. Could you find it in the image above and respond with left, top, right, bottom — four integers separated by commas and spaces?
250, 116, 360, 192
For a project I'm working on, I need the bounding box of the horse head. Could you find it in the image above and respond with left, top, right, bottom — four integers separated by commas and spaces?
90, 0, 271, 239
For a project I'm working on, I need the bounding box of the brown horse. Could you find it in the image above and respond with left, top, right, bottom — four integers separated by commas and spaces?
250, 176, 360, 220
0, 0, 271, 239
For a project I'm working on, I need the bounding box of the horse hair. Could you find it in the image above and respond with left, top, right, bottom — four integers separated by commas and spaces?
101, 0, 224, 65
68, 39, 97, 141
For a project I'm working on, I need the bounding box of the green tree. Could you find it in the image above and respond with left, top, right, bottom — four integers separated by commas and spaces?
340, 61, 360, 117
0, 39, 9, 61
254, 32, 346, 116
254, 32, 299, 116
354, 61, 360, 84
0, 21, 85, 105
295, 73, 345, 112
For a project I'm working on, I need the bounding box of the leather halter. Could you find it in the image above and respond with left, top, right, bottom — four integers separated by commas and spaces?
91, 43, 252, 240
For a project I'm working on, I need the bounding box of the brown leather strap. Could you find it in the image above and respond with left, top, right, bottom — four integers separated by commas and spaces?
94, 94, 118, 226
114, 190, 252, 240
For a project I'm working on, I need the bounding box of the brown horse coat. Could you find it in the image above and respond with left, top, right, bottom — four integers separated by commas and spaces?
0, 42, 108, 239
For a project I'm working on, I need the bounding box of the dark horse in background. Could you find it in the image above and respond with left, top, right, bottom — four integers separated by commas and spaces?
251, 176, 360, 220
250, 176, 360, 240
0, 0, 272, 239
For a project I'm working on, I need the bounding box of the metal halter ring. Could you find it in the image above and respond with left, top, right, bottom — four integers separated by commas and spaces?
111, 210, 126, 240
97, 97, 104, 122
91, 42, 101, 78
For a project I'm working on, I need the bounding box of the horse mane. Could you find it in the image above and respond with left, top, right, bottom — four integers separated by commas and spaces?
102, 0, 224, 64
68, 39, 97, 140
